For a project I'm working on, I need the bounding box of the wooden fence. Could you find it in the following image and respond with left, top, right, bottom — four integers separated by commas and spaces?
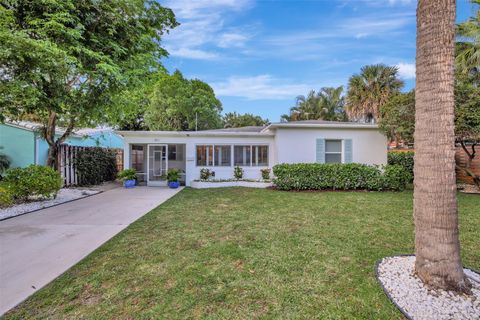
58, 144, 123, 187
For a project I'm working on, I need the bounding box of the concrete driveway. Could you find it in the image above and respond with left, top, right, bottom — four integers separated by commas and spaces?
0, 186, 183, 315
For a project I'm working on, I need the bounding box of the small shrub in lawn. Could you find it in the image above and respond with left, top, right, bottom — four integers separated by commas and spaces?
3, 165, 63, 201
200, 168, 213, 180
388, 151, 414, 182
261, 168, 271, 180
272, 163, 409, 191
74, 148, 117, 186
0, 184, 14, 208
233, 166, 243, 179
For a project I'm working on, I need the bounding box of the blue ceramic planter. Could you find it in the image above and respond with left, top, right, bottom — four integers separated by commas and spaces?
168, 181, 180, 189
124, 179, 136, 188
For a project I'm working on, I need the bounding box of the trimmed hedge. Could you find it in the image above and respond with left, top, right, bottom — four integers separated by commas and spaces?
272, 163, 411, 191
387, 151, 414, 182
75, 148, 117, 186
2, 165, 63, 201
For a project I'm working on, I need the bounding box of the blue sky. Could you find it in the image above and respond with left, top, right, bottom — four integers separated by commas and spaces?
161, 0, 476, 122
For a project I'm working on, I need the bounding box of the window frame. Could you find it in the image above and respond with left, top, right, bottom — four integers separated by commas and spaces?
196, 144, 270, 167
324, 139, 343, 164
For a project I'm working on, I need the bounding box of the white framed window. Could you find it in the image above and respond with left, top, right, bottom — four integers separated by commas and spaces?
196, 145, 232, 167
325, 140, 342, 163
234, 145, 269, 167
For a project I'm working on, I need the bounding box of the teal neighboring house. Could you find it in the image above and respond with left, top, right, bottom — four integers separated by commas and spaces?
0, 121, 124, 168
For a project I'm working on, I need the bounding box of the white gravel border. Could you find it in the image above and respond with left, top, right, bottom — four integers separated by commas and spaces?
0, 188, 100, 221
376, 255, 480, 320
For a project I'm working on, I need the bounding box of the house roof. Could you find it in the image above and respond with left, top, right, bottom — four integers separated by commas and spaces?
3, 121, 115, 137
262, 120, 378, 132
198, 126, 267, 133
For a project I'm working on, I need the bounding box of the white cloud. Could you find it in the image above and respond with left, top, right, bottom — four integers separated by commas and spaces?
397, 62, 415, 79
163, 0, 253, 60
212, 75, 318, 100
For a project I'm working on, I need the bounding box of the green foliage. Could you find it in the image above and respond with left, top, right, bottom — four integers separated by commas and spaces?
223, 112, 269, 128
379, 91, 415, 144
0, 184, 14, 208
346, 64, 404, 122
3, 165, 63, 201
272, 163, 409, 191
455, 0, 480, 78
0, 153, 11, 175
75, 148, 117, 186
117, 169, 137, 181
167, 169, 180, 182
199, 168, 213, 180
387, 151, 415, 183
380, 164, 412, 191
281, 87, 347, 122
261, 168, 271, 180
233, 166, 244, 180
145, 71, 223, 131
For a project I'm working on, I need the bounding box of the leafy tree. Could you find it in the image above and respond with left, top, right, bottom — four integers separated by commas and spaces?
378, 91, 415, 146
0, 0, 177, 168
223, 112, 269, 128
346, 64, 404, 123
145, 71, 223, 131
281, 87, 347, 122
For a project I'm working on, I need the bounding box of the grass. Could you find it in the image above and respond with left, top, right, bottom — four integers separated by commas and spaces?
4, 188, 479, 319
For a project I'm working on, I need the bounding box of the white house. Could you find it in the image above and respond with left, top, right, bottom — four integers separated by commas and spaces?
117, 120, 387, 187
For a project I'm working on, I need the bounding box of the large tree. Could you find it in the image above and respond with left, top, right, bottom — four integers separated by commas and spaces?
281, 86, 347, 122
145, 70, 223, 131
378, 91, 415, 146
346, 64, 404, 123
223, 112, 269, 128
414, 0, 471, 293
0, 0, 177, 168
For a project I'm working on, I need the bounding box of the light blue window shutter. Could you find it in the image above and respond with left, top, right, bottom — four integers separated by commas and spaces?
344, 139, 353, 163
316, 138, 325, 163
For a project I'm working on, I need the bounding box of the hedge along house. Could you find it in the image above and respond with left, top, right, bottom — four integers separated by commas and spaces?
118, 120, 388, 187
0, 121, 124, 168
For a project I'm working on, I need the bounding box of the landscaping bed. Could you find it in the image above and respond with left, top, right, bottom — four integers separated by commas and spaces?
191, 179, 272, 189
0, 188, 100, 220
3, 189, 479, 319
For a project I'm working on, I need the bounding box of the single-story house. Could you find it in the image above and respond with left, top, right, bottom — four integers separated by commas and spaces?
118, 120, 387, 187
0, 121, 124, 168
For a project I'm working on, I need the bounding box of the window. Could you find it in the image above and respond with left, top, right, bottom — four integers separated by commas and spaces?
214, 145, 231, 166
131, 145, 144, 172
234, 145, 269, 166
196, 145, 213, 166
325, 140, 342, 163
252, 145, 269, 166
168, 144, 184, 161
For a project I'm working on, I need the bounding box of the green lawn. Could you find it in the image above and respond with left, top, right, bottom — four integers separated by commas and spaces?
4, 188, 479, 319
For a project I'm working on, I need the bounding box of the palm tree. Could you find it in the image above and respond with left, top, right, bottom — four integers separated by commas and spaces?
281, 86, 347, 122
455, 0, 480, 78
346, 64, 404, 123
414, 0, 471, 293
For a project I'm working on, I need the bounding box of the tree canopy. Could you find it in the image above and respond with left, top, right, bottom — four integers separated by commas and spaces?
0, 0, 177, 167
378, 91, 415, 146
223, 112, 269, 128
145, 71, 223, 131
346, 64, 404, 123
281, 86, 347, 122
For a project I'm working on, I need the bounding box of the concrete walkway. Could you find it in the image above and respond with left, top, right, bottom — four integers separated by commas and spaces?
0, 186, 183, 315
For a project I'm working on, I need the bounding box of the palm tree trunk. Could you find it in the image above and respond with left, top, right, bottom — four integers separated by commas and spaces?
414, 0, 471, 293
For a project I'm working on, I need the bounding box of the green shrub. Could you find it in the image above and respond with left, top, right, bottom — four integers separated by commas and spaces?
380, 164, 411, 191
117, 168, 137, 181
388, 151, 414, 182
0, 154, 11, 176
74, 148, 117, 186
260, 168, 271, 180
167, 169, 180, 182
3, 165, 63, 201
0, 184, 14, 208
200, 168, 213, 180
272, 163, 409, 191
234, 166, 243, 179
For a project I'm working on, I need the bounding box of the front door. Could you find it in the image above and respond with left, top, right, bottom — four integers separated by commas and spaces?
147, 144, 168, 186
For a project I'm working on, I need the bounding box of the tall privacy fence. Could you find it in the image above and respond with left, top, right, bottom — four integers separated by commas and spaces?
58, 144, 123, 187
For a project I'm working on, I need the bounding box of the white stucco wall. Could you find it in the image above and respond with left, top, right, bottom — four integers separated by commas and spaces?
123, 133, 275, 186
274, 127, 387, 165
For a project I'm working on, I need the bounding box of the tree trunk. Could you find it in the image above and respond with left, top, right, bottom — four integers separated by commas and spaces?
45, 111, 76, 171
414, 0, 471, 293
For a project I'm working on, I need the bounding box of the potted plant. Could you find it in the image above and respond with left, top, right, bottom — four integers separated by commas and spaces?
117, 168, 137, 188
167, 168, 180, 189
